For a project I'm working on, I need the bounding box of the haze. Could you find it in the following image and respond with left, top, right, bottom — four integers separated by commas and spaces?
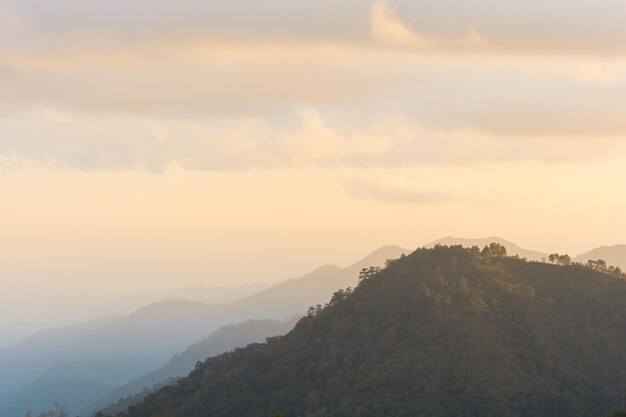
2, 0, 626, 343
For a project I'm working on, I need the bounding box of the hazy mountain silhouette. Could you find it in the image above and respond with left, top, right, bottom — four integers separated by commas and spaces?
0, 246, 406, 417
575, 245, 626, 270
83, 318, 299, 417
426, 236, 548, 261
0, 283, 266, 349
98, 283, 268, 319
116, 246, 626, 417
228, 245, 408, 319
0, 316, 120, 400
3, 379, 116, 417
0, 303, 221, 417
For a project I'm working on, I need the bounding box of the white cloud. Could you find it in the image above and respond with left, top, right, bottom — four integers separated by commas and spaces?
1, 1, 626, 174
369, 1, 424, 46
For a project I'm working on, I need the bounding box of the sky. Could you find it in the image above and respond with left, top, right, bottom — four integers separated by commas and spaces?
2, 0, 626, 319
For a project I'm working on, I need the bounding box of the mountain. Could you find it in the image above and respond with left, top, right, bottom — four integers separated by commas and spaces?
117, 246, 626, 417
575, 245, 626, 270
97, 283, 268, 319
426, 236, 548, 261
4, 379, 116, 417
82, 318, 299, 417
0, 246, 405, 417
0, 316, 120, 400
228, 245, 408, 319
0, 283, 266, 349
0, 301, 220, 417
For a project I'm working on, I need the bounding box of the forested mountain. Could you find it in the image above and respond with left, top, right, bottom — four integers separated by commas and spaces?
83, 318, 299, 417
575, 245, 626, 271
0, 246, 403, 417
116, 246, 626, 417
426, 236, 548, 261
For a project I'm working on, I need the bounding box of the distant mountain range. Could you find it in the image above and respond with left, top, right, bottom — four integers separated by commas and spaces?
574, 244, 626, 269
0, 283, 267, 348
0, 245, 406, 417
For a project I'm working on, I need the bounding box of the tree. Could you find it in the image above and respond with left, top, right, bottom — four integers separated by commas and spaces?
358, 267, 381, 283
587, 259, 608, 272
557, 254, 572, 266
328, 288, 352, 306
482, 243, 507, 259
488, 243, 508, 257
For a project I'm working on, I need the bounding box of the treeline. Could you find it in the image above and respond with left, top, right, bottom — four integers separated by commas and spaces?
546, 253, 624, 276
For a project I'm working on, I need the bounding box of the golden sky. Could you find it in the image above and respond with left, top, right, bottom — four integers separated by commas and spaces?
1, 0, 626, 296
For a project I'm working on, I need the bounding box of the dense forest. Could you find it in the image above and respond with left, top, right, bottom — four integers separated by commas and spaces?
104, 245, 626, 417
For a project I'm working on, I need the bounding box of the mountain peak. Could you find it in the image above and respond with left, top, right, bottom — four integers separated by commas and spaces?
350, 245, 409, 268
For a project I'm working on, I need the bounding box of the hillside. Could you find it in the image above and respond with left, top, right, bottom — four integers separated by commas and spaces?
83, 318, 299, 417
575, 245, 626, 270
117, 246, 626, 417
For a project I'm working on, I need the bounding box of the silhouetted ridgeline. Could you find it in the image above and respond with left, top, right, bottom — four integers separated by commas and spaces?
105, 245, 626, 417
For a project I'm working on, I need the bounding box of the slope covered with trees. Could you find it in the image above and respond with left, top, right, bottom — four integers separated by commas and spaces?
113, 245, 626, 417
84, 318, 298, 417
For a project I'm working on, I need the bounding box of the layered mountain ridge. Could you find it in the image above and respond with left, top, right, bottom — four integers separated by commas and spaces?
115, 245, 626, 417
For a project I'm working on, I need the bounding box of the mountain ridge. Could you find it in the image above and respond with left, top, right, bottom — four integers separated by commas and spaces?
115, 245, 626, 417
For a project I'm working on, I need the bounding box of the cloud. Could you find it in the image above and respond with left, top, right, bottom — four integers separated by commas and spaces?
3, 39, 626, 139
1, 109, 620, 173
4, 0, 626, 56
344, 177, 450, 204
370, 1, 423, 46
2, 1, 626, 173
369, 1, 485, 49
